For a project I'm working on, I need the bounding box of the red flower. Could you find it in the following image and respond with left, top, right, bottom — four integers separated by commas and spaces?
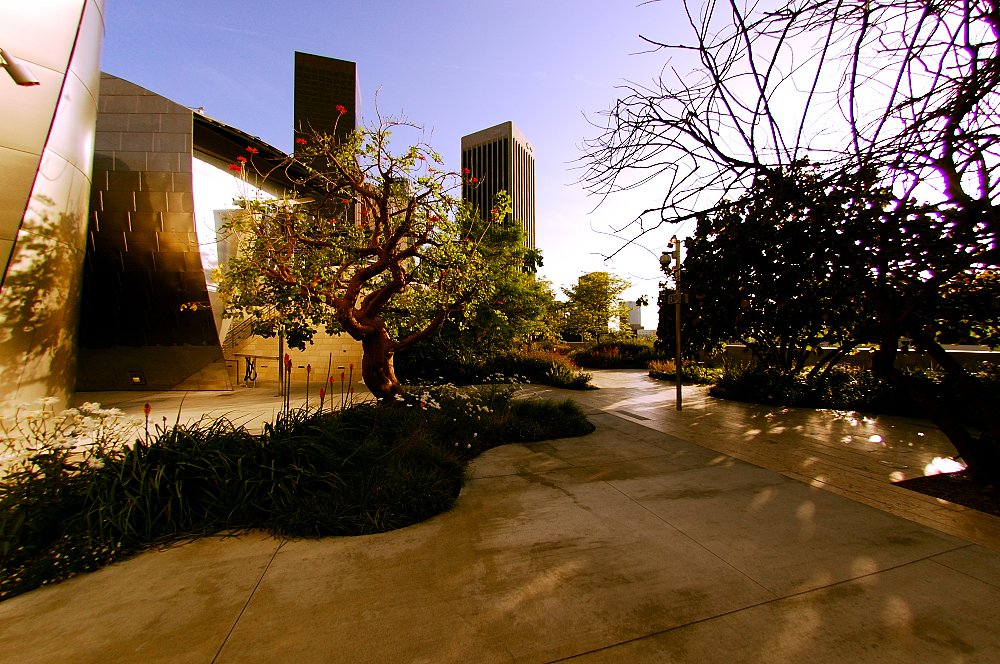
461, 168, 471, 175
490, 207, 498, 215
328, 218, 337, 224
228, 164, 241, 171
295, 137, 308, 145
417, 155, 425, 160
470, 177, 479, 183
336, 104, 347, 115
143, 402, 151, 416
319, 387, 325, 399
246, 146, 259, 154
236, 156, 247, 163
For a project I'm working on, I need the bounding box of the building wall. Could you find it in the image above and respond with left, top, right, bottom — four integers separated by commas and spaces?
227, 331, 363, 389
0, 0, 105, 411
461, 121, 536, 249
76, 74, 230, 391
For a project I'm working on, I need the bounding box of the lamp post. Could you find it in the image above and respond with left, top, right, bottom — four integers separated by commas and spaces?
660, 236, 686, 411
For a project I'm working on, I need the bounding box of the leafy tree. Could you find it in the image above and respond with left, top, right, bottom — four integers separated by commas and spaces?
560, 272, 631, 343
396, 219, 559, 377
582, 0, 1000, 479
662, 164, 877, 375
218, 116, 509, 399
934, 271, 1000, 347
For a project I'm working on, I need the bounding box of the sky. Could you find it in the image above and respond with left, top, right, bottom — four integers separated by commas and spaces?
100, 0, 697, 329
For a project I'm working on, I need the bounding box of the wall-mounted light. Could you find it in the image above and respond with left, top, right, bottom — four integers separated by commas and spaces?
0, 48, 40, 86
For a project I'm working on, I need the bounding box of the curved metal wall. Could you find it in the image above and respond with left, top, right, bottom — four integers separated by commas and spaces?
0, 0, 105, 412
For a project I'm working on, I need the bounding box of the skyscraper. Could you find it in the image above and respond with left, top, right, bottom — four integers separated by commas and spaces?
293, 52, 359, 150
461, 121, 536, 249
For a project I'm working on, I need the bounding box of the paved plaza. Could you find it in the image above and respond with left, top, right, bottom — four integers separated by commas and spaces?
2, 370, 998, 662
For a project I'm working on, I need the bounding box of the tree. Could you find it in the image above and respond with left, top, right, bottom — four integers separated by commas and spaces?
395, 219, 559, 377
560, 272, 631, 343
581, 0, 1000, 479
218, 115, 508, 399
668, 163, 878, 376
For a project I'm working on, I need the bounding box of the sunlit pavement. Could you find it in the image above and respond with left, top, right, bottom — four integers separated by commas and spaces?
2, 370, 998, 662
522, 369, 1000, 552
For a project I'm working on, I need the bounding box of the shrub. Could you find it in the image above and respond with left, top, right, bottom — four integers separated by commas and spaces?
571, 339, 666, 369
1, 389, 593, 601
397, 347, 595, 390
708, 361, 1000, 422
648, 359, 723, 384
483, 350, 594, 389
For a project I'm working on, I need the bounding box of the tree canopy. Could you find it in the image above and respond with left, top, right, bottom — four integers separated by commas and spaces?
560, 272, 631, 342
218, 116, 509, 398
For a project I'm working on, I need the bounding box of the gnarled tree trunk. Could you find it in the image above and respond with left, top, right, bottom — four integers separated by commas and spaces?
360, 330, 403, 400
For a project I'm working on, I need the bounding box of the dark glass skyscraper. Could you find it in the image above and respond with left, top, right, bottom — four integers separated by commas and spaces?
461, 121, 536, 250
293, 52, 359, 150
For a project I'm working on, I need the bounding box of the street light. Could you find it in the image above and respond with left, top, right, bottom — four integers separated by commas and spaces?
661, 236, 686, 411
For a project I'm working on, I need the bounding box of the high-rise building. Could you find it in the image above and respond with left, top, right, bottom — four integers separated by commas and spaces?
461, 121, 536, 250
293, 52, 359, 150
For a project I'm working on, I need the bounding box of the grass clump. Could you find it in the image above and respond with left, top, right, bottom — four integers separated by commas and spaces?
1, 389, 593, 601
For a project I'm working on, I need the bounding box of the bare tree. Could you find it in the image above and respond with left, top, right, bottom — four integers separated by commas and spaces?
582, 0, 1000, 479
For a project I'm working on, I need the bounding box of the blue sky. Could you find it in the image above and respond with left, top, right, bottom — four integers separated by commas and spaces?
100, 1, 695, 328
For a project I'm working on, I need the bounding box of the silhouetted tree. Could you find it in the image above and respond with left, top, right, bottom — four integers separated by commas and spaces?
582, 0, 1000, 479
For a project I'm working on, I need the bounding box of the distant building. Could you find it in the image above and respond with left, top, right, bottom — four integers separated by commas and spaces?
293, 52, 359, 150
625, 300, 643, 332
461, 121, 536, 249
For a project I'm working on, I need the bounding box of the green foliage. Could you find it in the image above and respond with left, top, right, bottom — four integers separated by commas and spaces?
1, 393, 593, 601
571, 339, 665, 369
396, 347, 594, 390
933, 270, 1000, 348
486, 350, 594, 389
665, 164, 878, 374
709, 362, 1000, 422
559, 272, 632, 342
393, 216, 560, 374
647, 360, 723, 384
217, 118, 514, 397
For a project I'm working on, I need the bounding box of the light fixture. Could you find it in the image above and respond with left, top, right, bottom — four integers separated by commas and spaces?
0, 48, 40, 86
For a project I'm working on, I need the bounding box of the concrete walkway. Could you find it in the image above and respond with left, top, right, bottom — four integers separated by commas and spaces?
2, 370, 999, 662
